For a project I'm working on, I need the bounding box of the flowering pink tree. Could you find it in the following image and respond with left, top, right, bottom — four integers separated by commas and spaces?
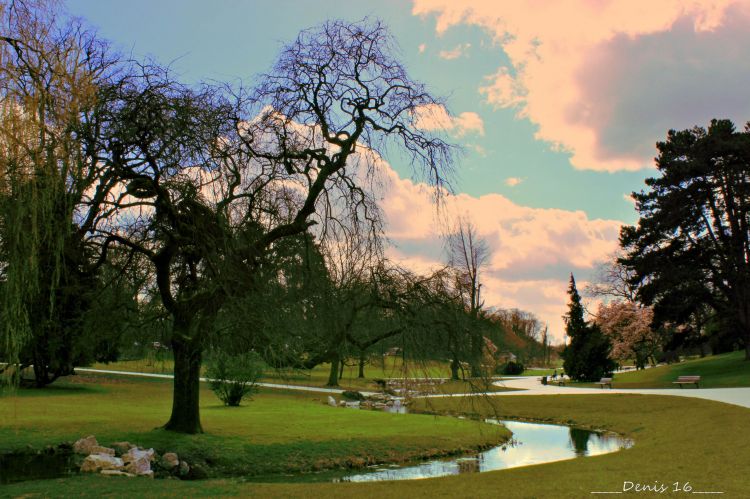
595, 301, 659, 369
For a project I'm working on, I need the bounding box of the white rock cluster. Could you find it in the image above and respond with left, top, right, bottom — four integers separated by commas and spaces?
74, 435, 173, 478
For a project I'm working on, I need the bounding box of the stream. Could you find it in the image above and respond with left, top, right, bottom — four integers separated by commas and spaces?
335, 419, 632, 482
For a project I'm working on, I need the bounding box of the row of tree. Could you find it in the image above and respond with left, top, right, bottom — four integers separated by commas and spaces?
563, 118, 750, 380
0, 1, 460, 433
0, 1, 550, 433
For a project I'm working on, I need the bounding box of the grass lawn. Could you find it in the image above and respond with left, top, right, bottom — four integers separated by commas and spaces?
3, 391, 748, 497
89, 356, 510, 394
0, 373, 507, 480
573, 351, 750, 388
519, 368, 557, 376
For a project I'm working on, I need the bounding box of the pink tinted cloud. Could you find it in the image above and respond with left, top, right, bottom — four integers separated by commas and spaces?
413, 0, 746, 172
379, 160, 621, 341
414, 103, 485, 137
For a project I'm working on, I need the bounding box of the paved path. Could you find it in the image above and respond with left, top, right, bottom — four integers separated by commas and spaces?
75, 368, 750, 409
74, 368, 379, 396
480, 376, 750, 409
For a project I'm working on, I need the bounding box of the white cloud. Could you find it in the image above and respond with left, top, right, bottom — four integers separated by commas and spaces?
378, 159, 622, 342
439, 42, 471, 60
470, 143, 488, 157
413, 0, 750, 172
505, 177, 523, 187
414, 103, 485, 137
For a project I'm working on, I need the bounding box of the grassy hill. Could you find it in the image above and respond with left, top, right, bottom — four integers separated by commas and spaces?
579, 351, 750, 388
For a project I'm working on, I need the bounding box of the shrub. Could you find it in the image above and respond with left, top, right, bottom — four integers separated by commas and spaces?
341, 390, 365, 401
501, 361, 525, 375
205, 350, 265, 406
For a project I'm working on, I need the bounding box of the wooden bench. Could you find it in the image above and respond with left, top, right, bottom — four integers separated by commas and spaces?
673, 375, 700, 388
596, 377, 613, 389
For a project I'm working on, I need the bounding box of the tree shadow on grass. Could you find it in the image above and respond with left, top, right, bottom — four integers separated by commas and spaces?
1, 382, 105, 398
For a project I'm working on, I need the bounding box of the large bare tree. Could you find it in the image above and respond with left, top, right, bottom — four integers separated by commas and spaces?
96, 19, 454, 433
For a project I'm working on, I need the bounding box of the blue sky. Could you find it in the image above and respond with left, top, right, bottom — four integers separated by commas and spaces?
67, 0, 750, 340
67, 0, 647, 221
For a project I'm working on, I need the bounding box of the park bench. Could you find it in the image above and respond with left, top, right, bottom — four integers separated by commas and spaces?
673, 375, 700, 388
596, 377, 613, 389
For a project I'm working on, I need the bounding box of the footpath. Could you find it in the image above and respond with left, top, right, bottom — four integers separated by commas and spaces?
75, 367, 750, 409
484, 376, 750, 409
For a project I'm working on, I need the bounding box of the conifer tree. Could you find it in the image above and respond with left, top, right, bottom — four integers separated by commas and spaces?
562, 274, 616, 381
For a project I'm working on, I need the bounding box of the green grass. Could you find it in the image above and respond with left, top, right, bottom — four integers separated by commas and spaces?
89, 356, 511, 394
519, 368, 557, 376
0, 373, 507, 479
4, 392, 748, 498
573, 351, 750, 388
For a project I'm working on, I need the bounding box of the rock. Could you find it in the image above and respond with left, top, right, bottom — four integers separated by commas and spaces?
122, 447, 155, 464
124, 456, 151, 476
160, 452, 179, 469
91, 446, 115, 456
73, 435, 99, 455
327, 396, 337, 407
123, 447, 155, 476
100, 470, 135, 477
111, 442, 134, 456
80, 454, 124, 473
178, 460, 190, 477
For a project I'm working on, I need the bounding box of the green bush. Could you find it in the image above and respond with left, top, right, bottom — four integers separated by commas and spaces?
501, 361, 525, 375
342, 390, 365, 401
205, 350, 265, 406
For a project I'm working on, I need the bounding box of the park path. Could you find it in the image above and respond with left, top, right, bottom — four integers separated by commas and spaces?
74, 368, 379, 396
480, 376, 750, 409
75, 367, 750, 409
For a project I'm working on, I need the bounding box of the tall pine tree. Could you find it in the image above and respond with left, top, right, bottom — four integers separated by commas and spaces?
562, 274, 616, 381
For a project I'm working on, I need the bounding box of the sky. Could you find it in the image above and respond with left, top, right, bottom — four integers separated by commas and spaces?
66, 0, 750, 342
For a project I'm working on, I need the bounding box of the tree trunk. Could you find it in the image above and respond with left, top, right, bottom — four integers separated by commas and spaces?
737, 302, 750, 360
327, 352, 340, 387
470, 332, 483, 378
450, 357, 460, 381
164, 335, 203, 434
339, 358, 345, 379
358, 352, 366, 378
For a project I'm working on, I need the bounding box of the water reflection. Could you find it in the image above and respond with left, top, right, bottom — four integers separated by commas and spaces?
338, 420, 632, 482
569, 427, 591, 456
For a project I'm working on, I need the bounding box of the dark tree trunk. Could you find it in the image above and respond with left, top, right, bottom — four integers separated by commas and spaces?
470, 332, 483, 378
737, 300, 750, 361
327, 352, 340, 387
450, 357, 460, 381
32, 362, 49, 388
164, 334, 203, 434
358, 352, 366, 378
339, 358, 345, 379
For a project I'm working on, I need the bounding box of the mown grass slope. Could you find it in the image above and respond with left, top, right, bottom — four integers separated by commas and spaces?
0, 373, 507, 478
3, 392, 748, 497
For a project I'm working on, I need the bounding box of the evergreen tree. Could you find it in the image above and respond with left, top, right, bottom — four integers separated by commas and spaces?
562, 274, 616, 381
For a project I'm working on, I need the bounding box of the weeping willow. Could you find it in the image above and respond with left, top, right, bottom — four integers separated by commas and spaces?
0, 0, 106, 387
